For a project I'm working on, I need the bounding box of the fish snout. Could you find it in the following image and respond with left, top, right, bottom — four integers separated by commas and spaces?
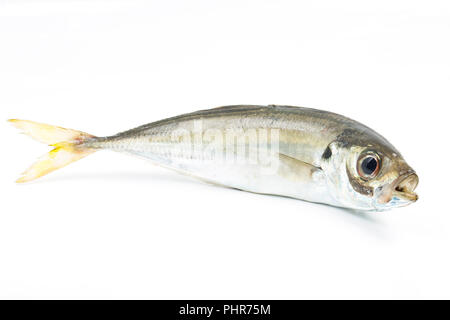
391, 172, 419, 202
374, 171, 419, 207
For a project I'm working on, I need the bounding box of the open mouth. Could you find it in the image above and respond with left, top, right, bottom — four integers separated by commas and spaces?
392, 173, 419, 202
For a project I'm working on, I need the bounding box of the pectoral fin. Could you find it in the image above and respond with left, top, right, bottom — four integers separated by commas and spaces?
277, 153, 323, 183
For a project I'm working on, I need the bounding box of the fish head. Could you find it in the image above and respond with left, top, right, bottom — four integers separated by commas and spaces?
321, 129, 418, 211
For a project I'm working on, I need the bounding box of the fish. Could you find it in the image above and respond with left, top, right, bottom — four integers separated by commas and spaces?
9, 105, 418, 211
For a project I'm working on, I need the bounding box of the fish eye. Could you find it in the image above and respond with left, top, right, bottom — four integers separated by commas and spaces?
357, 153, 381, 179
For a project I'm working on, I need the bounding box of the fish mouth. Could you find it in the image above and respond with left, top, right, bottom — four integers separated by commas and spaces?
391, 172, 419, 202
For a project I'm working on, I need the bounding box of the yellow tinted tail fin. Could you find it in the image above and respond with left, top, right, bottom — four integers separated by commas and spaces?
8, 119, 97, 183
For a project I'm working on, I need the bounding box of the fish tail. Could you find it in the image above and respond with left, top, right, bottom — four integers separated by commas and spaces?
8, 119, 97, 183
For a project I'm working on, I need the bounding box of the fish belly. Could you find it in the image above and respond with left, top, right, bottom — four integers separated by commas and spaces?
116, 136, 338, 206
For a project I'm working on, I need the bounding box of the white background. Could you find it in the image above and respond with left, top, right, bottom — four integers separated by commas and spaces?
0, 0, 449, 299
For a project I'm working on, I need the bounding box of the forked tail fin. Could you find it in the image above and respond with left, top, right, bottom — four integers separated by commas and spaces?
8, 119, 97, 183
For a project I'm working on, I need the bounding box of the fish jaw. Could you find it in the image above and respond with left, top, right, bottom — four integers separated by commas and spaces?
373, 172, 419, 210
392, 173, 419, 202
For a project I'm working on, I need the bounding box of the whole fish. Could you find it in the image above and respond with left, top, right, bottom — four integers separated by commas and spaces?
9, 105, 418, 211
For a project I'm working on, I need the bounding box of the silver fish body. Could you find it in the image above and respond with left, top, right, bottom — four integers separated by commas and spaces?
81, 105, 418, 211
